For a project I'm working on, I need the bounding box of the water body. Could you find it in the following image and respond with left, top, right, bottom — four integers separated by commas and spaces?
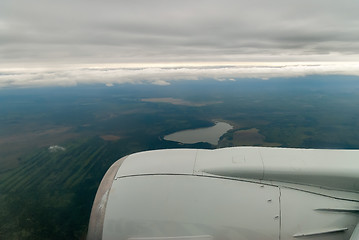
164, 121, 233, 145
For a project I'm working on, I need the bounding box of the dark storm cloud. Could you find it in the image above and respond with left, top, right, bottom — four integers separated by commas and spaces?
1, 0, 359, 66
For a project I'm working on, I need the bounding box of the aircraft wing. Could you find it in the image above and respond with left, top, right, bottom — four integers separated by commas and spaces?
87, 147, 359, 240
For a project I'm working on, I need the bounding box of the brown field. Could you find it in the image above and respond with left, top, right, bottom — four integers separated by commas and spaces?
141, 98, 222, 107
219, 128, 281, 147
100, 135, 121, 141
232, 128, 265, 145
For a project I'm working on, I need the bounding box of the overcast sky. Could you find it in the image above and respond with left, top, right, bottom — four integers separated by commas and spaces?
1, 0, 359, 87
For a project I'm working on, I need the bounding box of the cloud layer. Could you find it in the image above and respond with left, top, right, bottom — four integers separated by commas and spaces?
1, 0, 359, 66
1, 62, 358, 88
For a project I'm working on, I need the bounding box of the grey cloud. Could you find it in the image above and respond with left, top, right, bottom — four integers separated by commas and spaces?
0, 0, 359, 66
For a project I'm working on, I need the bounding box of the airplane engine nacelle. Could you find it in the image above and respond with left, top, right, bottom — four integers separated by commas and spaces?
87, 147, 359, 240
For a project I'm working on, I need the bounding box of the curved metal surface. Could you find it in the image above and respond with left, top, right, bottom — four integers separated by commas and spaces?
103, 175, 280, 240
88, 147, 359, 240
87, 156, 128, 240
195, 147, 359, 193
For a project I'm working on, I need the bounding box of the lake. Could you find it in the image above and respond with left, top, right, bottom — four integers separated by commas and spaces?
164, 121, 233, 145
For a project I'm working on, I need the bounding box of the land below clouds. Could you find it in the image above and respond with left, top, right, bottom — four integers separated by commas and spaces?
1, 76, 359, 239
141, 97, 222, 107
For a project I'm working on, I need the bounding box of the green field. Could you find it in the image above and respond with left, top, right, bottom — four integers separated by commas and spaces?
1, 76, 359, 239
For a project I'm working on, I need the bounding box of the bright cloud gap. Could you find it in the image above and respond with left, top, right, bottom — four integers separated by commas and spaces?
1, 62, 359, 89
